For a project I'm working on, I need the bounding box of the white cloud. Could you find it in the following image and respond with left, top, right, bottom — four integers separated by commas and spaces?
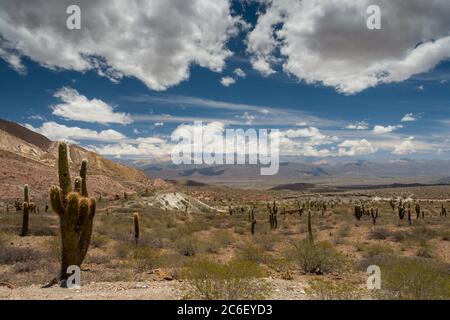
233, 68, 246, 78
417, 85, 425, 91
0, 0, 241, 91
154, 122, 164, 127
238, 112, 256, 125
25, 122, 126, 142
345, 121, 369, 130
51, 87, 132, 124
246, 0, 450, 94
0, 47, 26, 74
28, 115, 45, 121
392, 137, 416, 155
220, 76, 236, 87
401, 113, 417, 122
373, 125, 403, 135
338, 139, 378, 156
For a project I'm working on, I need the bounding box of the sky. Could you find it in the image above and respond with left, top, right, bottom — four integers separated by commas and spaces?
1, 0, 450, 163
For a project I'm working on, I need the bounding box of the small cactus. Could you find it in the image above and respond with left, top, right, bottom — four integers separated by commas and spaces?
371, 208, 378, 225
21, 185, 31, 237
250, 207, 256, 235
415, 203, 421, 219
133, 212, 140, 245
398, 206, 406, 220
267, 201, 278, 229
354, 205, 363, 221
307, 210, 314, 242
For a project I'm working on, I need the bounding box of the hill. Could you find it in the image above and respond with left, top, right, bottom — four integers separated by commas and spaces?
0, 118, 151, 200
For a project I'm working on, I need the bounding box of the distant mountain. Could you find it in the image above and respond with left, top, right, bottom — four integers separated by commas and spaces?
0, 118, 151, 200
139, 159, 450, 188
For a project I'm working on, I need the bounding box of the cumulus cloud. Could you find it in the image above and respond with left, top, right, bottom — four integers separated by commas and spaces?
233, 68, 246, 78
401, 113, 418, 122
0, 0, 241, 91
220, 76, 236, 87
52, 87, 132, 124
338, 139, 378, 156
392, 137, 416, 155
0, 47, 26, 74
373, 125, 403, 135
282, 127, 338, 157
25, 121, 126, 142
345, 121, 369, 130
246, 0, 450, 94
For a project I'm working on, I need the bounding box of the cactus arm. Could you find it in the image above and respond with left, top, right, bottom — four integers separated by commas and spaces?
74, 176, 82, 193
50, 186, 64, 216
80, 159, 88, 197
78, 198, 94, 263
66, 192, 80, 230
24, 184, 29, 203
58, 142, 72, 197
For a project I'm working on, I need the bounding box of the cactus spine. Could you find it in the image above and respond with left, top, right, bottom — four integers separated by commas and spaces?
21, 185, 30, 237
49, 142, 96, 281
133, 212, 140, 244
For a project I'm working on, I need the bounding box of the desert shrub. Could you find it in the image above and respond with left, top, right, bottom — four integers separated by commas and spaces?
210, 230, 235, 247
361, 243, 394, 258
255, 232, 278, 251
90, 233, 110, 248
238, 241, 270, 264
368, 227, 390, 240
390, 230, 409, 242
131, 246, 161, 272
305, 277, 366, 300
441, 228, 450, 241
288, 240, 351, 274
379, 257, 450, 299
44, 236, 61, 260
182, 259, 270, 300
175, 235, 199, 257
234, 225, 247, 235
416, 244, 433, 258
336, 224, 351, 238
0, 246, 44, 265
413, 226, 438, 241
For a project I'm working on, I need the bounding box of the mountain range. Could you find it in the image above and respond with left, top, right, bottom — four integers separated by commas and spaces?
0, 118, 151, 200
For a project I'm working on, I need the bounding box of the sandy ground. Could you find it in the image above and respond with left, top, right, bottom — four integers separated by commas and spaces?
0, 279, 308, 300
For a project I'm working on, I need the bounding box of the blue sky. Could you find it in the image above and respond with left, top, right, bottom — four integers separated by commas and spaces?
1, 0, 450, 162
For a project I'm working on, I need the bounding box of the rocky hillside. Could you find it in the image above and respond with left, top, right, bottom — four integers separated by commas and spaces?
0, 118, 151, 200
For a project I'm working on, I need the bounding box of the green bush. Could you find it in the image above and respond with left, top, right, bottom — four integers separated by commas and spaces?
175, 235, 199, 257
238, 241, 270, 264
131, 246, 160, 272
182, 259, 270, 300
361, 243, 394, 258
380, 257, 450, 299
305, 277, 366, 300
288, 240, 351, 274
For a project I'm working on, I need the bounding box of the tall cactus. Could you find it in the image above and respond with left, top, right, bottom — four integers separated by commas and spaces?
250, 207, 256, 235
307, 209, 314, 242
133, 212, 140, 244
20, 185, 31, 237
49, 142, 96, 282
